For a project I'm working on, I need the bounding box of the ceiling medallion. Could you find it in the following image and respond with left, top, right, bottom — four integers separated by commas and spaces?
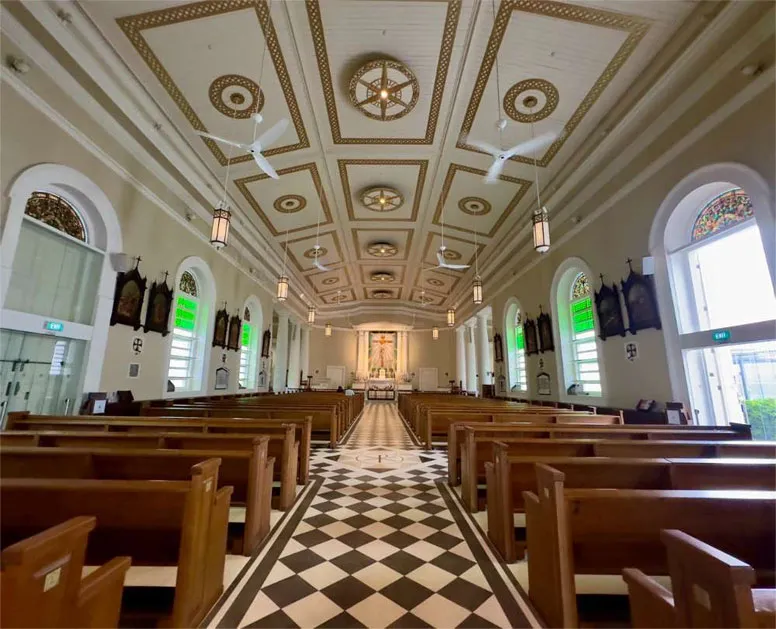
209, 74, 264, 119
458, 196, 492, 216
349, 59, 419, 122
304, 246, 328, 259
427, 278, 445, 287
273, 194, 306, 214
371, 290, 393, 299
370, 272, 394, 283
503, 79, 559, 123
367, 242, 398, 258
322, 277, 339, 285
441, 248, 462, 261
361, 186, 404, 212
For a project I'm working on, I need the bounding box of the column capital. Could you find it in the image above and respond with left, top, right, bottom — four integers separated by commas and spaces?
476, 310, 490, 322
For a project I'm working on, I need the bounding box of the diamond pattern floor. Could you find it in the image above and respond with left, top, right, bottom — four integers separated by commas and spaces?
207, 401, 538, 629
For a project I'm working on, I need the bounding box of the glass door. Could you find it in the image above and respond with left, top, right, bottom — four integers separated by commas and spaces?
0, 329, 87, 426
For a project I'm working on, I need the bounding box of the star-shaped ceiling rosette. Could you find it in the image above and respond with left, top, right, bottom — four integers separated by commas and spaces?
349, 59, 419, 122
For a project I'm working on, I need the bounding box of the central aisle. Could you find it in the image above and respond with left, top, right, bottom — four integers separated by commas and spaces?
206, 402, 539, 629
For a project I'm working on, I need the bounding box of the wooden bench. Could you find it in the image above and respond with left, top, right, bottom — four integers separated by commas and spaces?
524, 464, 776, 628
0, 430, 298, 511
1, 516, 130, 628
0, 443, 274, 555
624, 529, 776, 628
0, 458, 231, 628
487, 451, 776, 561
6, 412, 310, 485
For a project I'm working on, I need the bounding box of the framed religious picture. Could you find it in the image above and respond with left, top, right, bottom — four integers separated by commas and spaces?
523, 318, 539, 356
594, 280, 626, 340
493, 333, 504, 363
261, 329, 271, 358
226, 313, 242, 351
110, 263, 146, 330
213, 307, 229, 348
143, 277, 173, 336
537, 309, 555, 353
215, 366, 229, 390
621, 261, 662, 334
537, 371, 552, 396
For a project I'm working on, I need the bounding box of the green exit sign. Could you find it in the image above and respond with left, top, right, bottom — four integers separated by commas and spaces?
44, 321, 64, 332
712, 329, 731, 343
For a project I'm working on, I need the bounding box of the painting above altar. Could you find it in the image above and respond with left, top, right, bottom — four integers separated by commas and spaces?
368, 331, 397, 379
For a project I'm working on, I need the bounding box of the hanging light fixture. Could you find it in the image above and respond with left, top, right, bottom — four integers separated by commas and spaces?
325, 323, 332, 337
277, 228, 290, 301
210, 205, 231, 249
529, 109, 551, 254
472, 228, 483, 304
447, 308, 455, 327
307, 305, 316, 324
432, 327, 439, 340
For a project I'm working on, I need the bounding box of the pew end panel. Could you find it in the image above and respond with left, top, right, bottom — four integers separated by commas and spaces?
622, 568, 677, 628
75, 555, 132, 628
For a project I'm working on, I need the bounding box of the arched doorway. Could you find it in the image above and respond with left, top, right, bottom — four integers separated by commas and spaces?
0, 164, 122, 421
651, 165, 776, 437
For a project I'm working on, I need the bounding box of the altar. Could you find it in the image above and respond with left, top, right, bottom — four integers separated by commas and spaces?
354, 325, 412, 400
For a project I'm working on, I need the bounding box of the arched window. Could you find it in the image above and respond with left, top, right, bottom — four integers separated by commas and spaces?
24, 192, 87, 242
504, 300, 527, 392
166, 260, 215, 395
552, 260, 604, 398
655, 176, 776, 432
239, 306, 259, 389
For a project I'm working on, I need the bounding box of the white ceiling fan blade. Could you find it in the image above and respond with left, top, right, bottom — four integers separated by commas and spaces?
195, 131, 249, 150
443, 263, 471, 270
502, 131, 559, 159
466, 137, 500, 156
253, 152, 278, 179
256, 118, 289, 149
436, 252, 448, 267
485, 159, 504, 184
313, 258, 330, 272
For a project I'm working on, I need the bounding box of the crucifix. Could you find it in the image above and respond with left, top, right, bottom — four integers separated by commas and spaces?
626, 258, 634, 273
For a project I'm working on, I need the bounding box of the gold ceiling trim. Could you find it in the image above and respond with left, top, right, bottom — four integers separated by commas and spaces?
117, 0, 309, 166
339, 160, 428, 222
456, 0, 650, 166
305, 266, 354, 295
274, 194, 306, 214
432, 164, 531, 238
360, 265, 407, 286
458, 196, 492, 216
209, 74, 264, 119
234, 163, 332, 237
503, 78, 558, 123
351, 228, 415, 261
363, 287, 402, 301
360, 186, 405, 213
283, 230, 346, 274
306, 0, 461, 144
349, 59, 420, 122
320, 287, 357, 304
410, 288, 445, 306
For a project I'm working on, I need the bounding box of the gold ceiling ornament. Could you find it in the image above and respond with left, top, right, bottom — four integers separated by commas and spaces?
427, 278, 445, 287
441, 248, 462, 261
304, 246, 328, 259
371, 290, 394, 299
366, 242, 398, 258
273, 194, 306, 214
370, 272, 395, 283
503, 78, 558, 123
458, 196, 492, 216
360, 186, 404, 212
209, 74, 264, 119
348, 59, 420, 122
322, 277, 339, 285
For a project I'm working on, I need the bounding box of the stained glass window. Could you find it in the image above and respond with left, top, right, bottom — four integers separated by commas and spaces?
244, 307, 251, 322
24, 192, 86, 242
179, 271, 198, 297
571, 272, 590, 300
691, 188, 754, 243
239, 319, 258, 389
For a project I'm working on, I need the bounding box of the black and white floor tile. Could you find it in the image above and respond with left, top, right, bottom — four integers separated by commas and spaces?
205, 402, 541, 629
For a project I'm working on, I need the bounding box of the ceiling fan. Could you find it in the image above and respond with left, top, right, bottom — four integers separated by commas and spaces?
196, 113, 288, 179
434, 245, 470, 271
464, 129, 559, 184
311, 244, 329, 272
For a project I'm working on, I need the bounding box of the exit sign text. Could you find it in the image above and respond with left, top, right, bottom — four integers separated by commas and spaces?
712, 329, 731, 343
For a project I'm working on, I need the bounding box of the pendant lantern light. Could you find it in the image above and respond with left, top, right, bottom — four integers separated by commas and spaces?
277, 228, 290, 302
447, 308, 455, 327
533, 206, 550, 253
210, 205, 231, 249
307, 305, 316, 324
325, 323, 332, 337
472, 228, 483, 304
432, 327, 439, 340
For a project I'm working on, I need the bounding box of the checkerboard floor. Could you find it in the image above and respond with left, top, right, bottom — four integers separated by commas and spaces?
206, 402, 539, 629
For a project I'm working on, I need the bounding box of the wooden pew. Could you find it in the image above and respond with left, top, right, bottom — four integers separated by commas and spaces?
624, 529, 776, 628
1, 516, 130, 628
0, 430, 298, 511
523, 464, 776, 628
488, 450, 776, 561
0, 443, 274, 555
0, 459, 231, 628
448, 421, 753, 486
6, 412, 310, 486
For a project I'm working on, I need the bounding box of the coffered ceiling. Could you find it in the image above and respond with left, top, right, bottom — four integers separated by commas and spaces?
72, 0, 709, 321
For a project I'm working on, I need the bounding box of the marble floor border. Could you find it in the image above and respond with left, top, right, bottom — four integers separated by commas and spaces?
436, 482, 544, 628
203, 478, 324, 629
392, 406, 423, 448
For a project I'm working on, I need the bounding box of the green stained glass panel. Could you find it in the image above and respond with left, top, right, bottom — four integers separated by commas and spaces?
242, 323, 251, 348
571, 296, 595, 335
516, 327, 525, 350
174, 298, 198, 331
